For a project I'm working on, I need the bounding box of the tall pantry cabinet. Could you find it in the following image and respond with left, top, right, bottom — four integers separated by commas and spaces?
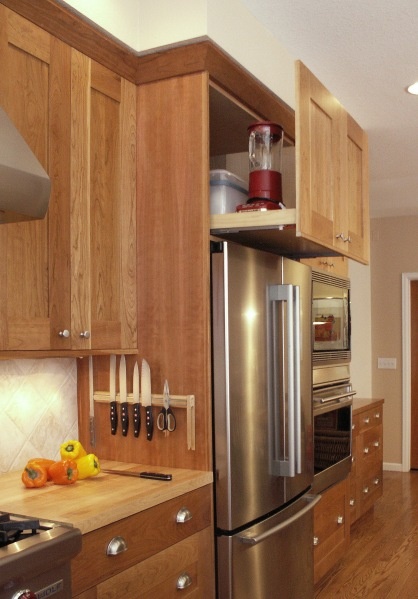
0, 6, 137, 354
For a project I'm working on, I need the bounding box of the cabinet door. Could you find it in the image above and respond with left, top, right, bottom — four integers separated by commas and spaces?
296, 60, 344, 251
0, 8, 68, 351
69, 52, 137, 350
341, 113, 369, 263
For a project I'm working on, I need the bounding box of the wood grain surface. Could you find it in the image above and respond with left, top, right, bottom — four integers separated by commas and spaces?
0, 461, 212, 534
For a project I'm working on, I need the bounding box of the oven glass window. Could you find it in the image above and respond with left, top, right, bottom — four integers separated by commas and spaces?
314, 405, 351, 474
312, 280, 350, 352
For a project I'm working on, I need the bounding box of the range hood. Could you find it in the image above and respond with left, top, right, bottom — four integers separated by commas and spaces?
0, 106, 51, 224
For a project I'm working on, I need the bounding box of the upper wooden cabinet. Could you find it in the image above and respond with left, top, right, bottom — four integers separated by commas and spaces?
0, 7, 137, 353
296, 61, 370, 264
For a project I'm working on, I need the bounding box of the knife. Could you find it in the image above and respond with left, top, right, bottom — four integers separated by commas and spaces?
109, 354, 117, 435
132, 361, 141, 437
101, 469, 172, 481
141, 358, 153, 441
120, 355, 129, 436
88, 356, 96, 446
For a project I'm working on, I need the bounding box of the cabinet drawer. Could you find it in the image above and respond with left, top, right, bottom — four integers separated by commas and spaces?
360, 425, 383, 461
359, 463, 383, 514
358, 406, 383, 434
72, 485, 212, 595
96, 527, 214, 599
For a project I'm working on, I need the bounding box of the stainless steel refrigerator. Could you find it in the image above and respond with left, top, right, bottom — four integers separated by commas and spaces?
211, 240, 318, 599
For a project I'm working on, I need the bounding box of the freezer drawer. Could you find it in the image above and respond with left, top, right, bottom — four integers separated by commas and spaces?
216, 494, 320, 599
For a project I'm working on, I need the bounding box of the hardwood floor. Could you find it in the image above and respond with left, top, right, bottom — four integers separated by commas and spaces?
315, 471, 418, 598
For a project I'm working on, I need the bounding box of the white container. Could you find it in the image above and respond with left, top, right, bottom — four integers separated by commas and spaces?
210, 169, 248, 214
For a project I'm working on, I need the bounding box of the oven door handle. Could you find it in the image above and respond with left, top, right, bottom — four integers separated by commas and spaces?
268, 284, 301, 478
314, 391, 356, 404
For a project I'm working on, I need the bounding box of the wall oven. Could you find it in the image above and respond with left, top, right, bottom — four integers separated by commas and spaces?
312, 364, 355, 493
312, 269, 351, 366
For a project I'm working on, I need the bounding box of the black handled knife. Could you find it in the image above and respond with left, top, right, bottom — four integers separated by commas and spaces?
120, 355, 129, 436
141, 358, 153, 441
133, 361, 141, 437
109, 355, 118, 435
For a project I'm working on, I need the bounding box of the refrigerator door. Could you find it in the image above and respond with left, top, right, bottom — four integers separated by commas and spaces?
216, 493, 320, 599
211, 241, 313, 532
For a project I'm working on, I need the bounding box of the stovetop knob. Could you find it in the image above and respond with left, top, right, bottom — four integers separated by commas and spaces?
11, 591, 37, 599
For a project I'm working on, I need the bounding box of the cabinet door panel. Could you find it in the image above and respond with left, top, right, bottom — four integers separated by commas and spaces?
0, 8, 55, 350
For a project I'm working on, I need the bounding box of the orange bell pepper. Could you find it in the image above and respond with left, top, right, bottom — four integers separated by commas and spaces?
48, 459, 79, 485
22, 463, 48, 488
27, 458, 55, 480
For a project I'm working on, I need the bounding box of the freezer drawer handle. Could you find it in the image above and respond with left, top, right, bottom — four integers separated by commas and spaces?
238, 495, 321, 545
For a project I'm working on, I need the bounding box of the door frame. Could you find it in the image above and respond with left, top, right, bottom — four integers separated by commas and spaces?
401, 272, 418, 472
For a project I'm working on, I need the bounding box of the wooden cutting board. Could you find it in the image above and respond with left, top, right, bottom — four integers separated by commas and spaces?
0, 460, 212, 534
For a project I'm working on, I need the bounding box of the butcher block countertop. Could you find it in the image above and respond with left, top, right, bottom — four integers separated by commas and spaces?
0, 461, 213, 534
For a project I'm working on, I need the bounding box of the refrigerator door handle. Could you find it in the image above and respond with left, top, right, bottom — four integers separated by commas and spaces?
269, 284, 302, 477
238, 494, 321, 545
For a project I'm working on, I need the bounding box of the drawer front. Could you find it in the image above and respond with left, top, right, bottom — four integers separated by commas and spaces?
349, 474, 358, 524
358, 405, 383, 434
72, 485, 212, 595
360, 424, 383, 462
360, 464, 383, 514
96, 527, 214, 599
314, 478, 348, 547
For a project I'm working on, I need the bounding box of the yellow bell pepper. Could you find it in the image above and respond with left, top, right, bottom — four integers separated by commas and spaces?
76, 453, 101, 479
60, 440, 87, 461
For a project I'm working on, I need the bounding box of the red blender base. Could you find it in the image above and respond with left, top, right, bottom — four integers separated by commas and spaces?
236, 199, 285, 212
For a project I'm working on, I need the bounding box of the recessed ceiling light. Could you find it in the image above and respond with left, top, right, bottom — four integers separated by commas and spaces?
407, 82, 418, 95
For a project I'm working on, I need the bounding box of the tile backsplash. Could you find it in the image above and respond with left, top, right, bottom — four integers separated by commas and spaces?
0, 358, 78, 473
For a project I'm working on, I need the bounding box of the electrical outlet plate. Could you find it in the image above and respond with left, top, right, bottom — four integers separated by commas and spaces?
377, 357, 397, 369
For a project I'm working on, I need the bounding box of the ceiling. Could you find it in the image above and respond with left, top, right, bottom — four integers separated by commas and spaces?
243, 0, 418, 219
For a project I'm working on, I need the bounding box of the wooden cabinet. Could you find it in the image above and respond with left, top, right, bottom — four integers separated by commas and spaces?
0, 6, 136, 354
350, 399, 384, 524
313, 476, 350, 584
296, 61, 369, 264
71, 485, 215, 599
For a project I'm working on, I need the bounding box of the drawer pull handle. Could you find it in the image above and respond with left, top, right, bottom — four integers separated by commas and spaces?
176, 507, 192, 524
313, 536, 319, 546
337, 515, 344, 525
364, 447, 369, 454
363, 486, 369, 494
176, 573, 192, 590
374, 441, 380, 448
374, 412, 381, 419
106, 536, 128, 556
352, 423, 356, 430
58, 329, 70, 338
80, 330, 91, 339
349, 498, 355, 507
374, 477, 380, 485
364, 417, 370, 424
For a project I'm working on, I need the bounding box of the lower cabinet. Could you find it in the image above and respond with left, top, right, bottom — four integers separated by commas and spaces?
71, 485, 215, 598
313, 477, 350, 584
350, 399, 384, 524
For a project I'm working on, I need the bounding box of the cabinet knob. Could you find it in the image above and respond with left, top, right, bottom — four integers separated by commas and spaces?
349, 498, 355, 507
374, 441, 380, 448
374, 477, 380, 486
176, 573, 192, 590
337, 515, 344, 525
313, 536, 319, 546
374, 412, 381, 419
364, 417, 370, 424
106, 536, 128, 556
363, 486, 369, 495
58, 329, 70, 338
364, 447, 369, 454
176, 507, 192, 524
79, 330, 91, 339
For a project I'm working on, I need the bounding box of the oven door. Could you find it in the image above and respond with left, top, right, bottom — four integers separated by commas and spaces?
313, 397, 352, 493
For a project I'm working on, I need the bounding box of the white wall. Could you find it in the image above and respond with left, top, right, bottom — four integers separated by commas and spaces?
349, 260, 372, 397
60, 0, 296, 109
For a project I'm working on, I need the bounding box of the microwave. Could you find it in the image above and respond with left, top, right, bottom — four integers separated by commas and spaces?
312, 269, 351, 366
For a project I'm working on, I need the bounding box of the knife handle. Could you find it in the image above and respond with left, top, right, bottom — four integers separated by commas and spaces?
110, 401, 118, 435
133, 403, 141, 437
145, 406, 154, 441
121, 402, 129, 436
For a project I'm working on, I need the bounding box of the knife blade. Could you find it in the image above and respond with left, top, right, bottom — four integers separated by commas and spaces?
141, 358, 153, 441
132, 361, 141, 437
120, 355, 129, 436
109, 354, 117, 435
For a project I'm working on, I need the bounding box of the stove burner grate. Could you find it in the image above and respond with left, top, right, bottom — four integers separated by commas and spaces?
0, 513, 44, 548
